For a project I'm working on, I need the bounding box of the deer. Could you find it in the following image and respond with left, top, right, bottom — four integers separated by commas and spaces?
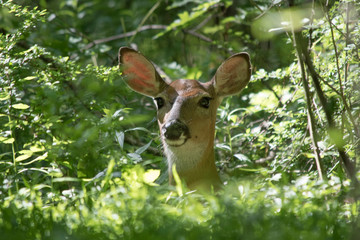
119, 47, 251, 191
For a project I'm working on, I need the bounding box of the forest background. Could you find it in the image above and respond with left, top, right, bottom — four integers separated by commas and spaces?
0, 0, 359, 239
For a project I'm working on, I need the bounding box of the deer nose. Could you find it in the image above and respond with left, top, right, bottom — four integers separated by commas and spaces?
162, 120, 189, 140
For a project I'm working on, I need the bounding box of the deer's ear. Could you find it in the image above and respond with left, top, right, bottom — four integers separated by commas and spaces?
212, 53, 251, 97
119, 47, 167, 97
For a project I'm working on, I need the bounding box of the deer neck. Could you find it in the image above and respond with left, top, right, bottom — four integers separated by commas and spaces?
164, 136, 221, 190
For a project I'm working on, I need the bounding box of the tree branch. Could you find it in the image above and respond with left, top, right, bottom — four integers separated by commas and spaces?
83, 25, 167, 49
183, 29, 213, 43
295, 31, 357, 182
292, 31, 325, 180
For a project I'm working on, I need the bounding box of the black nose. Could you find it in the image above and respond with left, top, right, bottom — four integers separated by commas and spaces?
162, 120, 189, 140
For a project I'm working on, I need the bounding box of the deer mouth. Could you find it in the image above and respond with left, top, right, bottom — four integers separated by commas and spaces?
164, 134, 189, 147
161, 120, 190, 147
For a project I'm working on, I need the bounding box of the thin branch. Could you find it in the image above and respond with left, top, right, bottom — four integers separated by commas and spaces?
292, 31, 325, 180
317, 74, 359, 138
255, 150, 276, 165
344, 2, 350, 89
152, 62, 172, 84
325, 9, 344, 96
323, 5, 359, 138
288, 0, 358, 183
183, 29, 213, 42
251, 0, 282, 20
84, 25, 167, 49
249, 0, 264, 13
129, 0, 162, 43
297, 32, 357, 182
182, 29, 235, 55
191, 13, 214, 32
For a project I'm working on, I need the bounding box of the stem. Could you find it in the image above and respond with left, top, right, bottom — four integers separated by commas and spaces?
288, 0, 359, 197
326, 10, 344, 96
344, 2, 349, 89
292, 31, 325, 180
6, 75, 19, 191
296, 31, 357, 182
325, 6, 359, 138
8, 115, 17, 178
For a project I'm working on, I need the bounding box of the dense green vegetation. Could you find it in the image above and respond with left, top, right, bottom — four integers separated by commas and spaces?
0, 0, 359, 239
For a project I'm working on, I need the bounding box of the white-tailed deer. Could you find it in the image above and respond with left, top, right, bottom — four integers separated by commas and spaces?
119, 47, 251, 191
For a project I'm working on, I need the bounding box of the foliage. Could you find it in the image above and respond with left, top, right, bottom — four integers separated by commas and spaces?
0, 0, 359, 239
0, 166, 356, 240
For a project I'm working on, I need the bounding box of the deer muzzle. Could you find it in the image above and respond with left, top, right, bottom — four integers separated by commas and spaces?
161, 119, 190, 147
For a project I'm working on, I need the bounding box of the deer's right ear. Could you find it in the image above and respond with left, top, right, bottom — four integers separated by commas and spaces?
119, 47, 167, 97
212, 53, 251, 97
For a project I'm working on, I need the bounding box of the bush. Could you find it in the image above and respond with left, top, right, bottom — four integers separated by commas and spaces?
0, 1, 359, 239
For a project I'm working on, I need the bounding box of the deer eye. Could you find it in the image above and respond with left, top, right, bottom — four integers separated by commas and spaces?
199, 97, 212, 109
154, 97, 165, 109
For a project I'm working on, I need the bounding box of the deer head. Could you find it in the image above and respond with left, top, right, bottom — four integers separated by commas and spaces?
119, 47, 251, 191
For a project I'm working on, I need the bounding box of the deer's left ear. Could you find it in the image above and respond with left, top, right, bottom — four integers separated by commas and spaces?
119, 47, 167, 97
212, 53, 251, 97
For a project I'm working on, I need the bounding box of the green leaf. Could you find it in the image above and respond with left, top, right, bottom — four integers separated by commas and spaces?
303, 152, 315, 158
15, 153, 33, 162
172, 164, 183, 196
21, 152, 48, 166
127, 153, 142, 162
12, 103, 30, 109
23, 76, 37, 81
30, 145, 45, 152
216, 143, 231, 151
143, 169, 160, 185
234, 153, 250, 162
0, 92, 10, 101
328, 128, 346, 149
52, 177, 82, 182
115, 131, 124, 149
0, 137, 15, 144
135, 140, 152, 155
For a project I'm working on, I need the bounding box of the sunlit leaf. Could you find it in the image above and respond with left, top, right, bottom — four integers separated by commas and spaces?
172, 164, 183, 196
0, 92, 10, 101
143, 169, 160, 184
234, 153, 250, 162
30, 145, 45, 152
12, 103, 30, 109
0, 137, 15, 144
52, 177, 82, 182
303, 152, 315, 158
15, 152, 33, 162
23, 76, 37, 81
215, 143, 231, 151
21, 152, 48, 165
